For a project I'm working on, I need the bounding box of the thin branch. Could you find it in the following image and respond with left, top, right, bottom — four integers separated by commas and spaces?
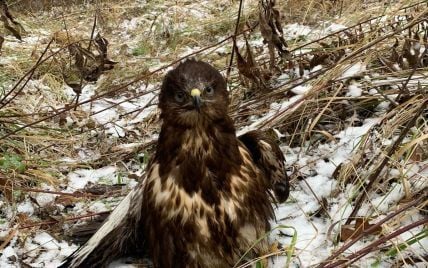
0, 38, 54, 109
18, 211, 111, 230
226, 0, 244, 82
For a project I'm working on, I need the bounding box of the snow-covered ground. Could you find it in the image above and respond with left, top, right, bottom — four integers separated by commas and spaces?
1, 1, 427, 267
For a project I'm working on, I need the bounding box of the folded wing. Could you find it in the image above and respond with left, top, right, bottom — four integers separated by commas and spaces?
238, 130, 289, 203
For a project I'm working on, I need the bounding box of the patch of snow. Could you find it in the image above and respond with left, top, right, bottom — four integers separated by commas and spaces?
248, 38, 265, 47
23, 232, 79, 267
346, 82, 362, 97
23, 35, 42, 45
120, 18, 141, 32
270, 116, 384, 266
17, 200, 35, 215
395, 214, 428, 254
375, 101, 391, 112
34, 192, 56, 207
325, 23, 347, 32
127, 179, 139, 189
315, 159, 337, 177
0, 238, 18, 268
370, 183, 405, 213
302, 175, 337, 198
291, 85, 311, 95
105, 122, 126, 137
335, 118, 380, 146
340, 62, 366, 79
284, 23, 313, 39
33, 232, 60, 250
276, 73, 290, 83
66, 166, 117, 191
310, 64, 323, 73
33, 184, 57, 207
89, 201, 108, 213
270, 214, 330, 266
91, 101, 119, 125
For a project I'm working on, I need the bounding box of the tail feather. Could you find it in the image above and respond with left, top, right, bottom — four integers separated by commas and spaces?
60, 184, 145, 267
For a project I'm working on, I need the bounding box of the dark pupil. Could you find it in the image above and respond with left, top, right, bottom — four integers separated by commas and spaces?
175, 92, 185, 102
206, 86, 213, 94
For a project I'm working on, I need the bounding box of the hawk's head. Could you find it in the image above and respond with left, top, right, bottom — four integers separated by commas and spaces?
159, 59, 229, 127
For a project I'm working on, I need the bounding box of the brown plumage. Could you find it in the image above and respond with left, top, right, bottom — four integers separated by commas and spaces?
238, 130, 289, 203
60, 59, 289, 268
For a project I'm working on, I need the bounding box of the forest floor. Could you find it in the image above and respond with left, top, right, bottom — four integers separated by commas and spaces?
0, 0, 427, 267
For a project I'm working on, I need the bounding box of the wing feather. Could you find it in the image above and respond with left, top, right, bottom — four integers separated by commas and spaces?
238, 130, 289, 203
59, 181, 146, 267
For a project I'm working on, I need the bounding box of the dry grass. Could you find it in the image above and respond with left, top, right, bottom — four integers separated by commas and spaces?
0, 0, 427, 266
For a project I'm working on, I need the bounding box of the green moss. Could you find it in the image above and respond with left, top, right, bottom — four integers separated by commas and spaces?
0, 153, 26, 173
132, 42, 152, 56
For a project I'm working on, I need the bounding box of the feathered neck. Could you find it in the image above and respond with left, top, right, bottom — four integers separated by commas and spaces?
154, 116, 242, 202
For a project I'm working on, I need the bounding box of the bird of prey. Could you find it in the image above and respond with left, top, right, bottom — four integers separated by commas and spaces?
60, 59, 289, 268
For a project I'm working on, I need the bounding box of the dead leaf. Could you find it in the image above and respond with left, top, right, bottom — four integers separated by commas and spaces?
340, 217, 382, 242
269, 240, 281, 253
234, 38, 267, 91
259, 0, 289, 69
0, 228, 17, 250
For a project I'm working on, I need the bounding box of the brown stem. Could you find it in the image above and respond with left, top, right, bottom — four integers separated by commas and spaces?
17, 187, 97, 198
18, 211, 111, 230
325, 217, 428, 268
226, 0, 244, 82
316, 195, 426, 268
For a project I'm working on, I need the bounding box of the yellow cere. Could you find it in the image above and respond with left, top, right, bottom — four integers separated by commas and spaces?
190, 88, 201, 97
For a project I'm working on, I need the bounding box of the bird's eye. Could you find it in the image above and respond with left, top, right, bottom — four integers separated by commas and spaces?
175, 91, 185, 103
205, 86, 214, 95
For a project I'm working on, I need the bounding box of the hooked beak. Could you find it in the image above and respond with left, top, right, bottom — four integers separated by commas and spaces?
190, 88, 202, 112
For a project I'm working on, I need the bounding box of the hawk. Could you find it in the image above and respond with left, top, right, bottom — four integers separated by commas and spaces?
60, 59, 289, 267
